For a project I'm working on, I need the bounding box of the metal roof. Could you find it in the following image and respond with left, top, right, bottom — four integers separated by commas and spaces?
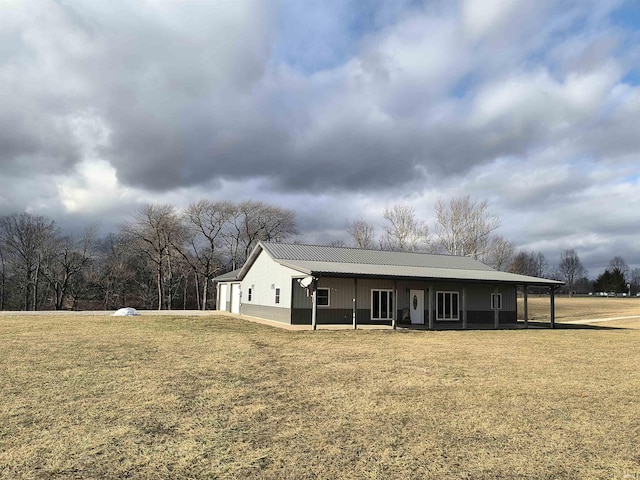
259, 242, 562, 287
213, 268, 241, 282
262, 242, 495, 270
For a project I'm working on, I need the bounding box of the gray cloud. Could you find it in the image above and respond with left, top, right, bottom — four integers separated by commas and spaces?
1, 0, 639, 276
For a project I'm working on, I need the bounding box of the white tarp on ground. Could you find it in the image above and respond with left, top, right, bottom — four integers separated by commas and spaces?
112, 307, 139, 316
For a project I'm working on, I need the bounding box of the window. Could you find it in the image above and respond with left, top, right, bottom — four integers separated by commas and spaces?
275, 288, 280, 304
371, 289, 394, 320
247, 288, 252, 302
317, 288, 330, 307
436, 291, 459, 321
491, 293, 502, 310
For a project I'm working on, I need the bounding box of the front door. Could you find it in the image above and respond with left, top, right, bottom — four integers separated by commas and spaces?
410, 290, 424, 324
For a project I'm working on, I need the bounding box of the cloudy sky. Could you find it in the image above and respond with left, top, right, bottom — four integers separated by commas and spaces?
1, 0, 639, 276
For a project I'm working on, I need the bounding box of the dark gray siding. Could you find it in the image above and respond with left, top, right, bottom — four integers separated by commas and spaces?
292, 276, 517, 325
292, 277, 355, 309
292, 279, 311, 309
292, 277, 356, 325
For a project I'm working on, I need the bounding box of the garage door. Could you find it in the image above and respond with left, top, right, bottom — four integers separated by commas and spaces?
218, 284, 228, 311
230, 284, 241, 314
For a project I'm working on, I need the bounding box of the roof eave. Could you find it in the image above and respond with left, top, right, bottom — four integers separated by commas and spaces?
276, 259, 313, 275
304, 269, 563, 286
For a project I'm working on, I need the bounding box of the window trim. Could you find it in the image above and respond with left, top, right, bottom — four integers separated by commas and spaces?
371, 289, 394, 320
436, 291, 459, 321
491, 293, 502, 310
316, 288, 330, 307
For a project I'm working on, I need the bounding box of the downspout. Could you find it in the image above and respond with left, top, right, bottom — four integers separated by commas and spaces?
353, 278, 358, 330
289, 278, 295, 325
428, 284, 434, 330
462, 285, 467, 329
494, 284, 500, 329
311, 277, 318, 331
392, 280, 397, 330
550, 286, 557, 329
523, 285, 529, 329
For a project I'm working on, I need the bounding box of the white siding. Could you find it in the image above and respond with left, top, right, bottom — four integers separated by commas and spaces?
241, 249, 301, 309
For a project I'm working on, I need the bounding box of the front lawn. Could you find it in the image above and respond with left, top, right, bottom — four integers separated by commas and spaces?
1, 313, 638, 479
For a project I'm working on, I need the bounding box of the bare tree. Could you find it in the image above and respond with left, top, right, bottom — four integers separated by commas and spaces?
224, 201, 297, 270
345, 218, 376, 249
380, 204, 429, 252
121, 204, 186, 310
558, 249, 587, 296
0, 213, 59, 310
0, 244, 5, 310
608, 256, 629, 280
434, 196, 499, 258
509, 251, 547, 277
41, 226, 96, 310
482, 235, 515, 271
630, 267, 640, 295
178, 200, 232, 309
532, 252, 548, 278
87, 233, 138, 310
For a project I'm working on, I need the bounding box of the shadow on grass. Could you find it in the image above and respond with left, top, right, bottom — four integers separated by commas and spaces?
397, 321, 625, 331
518, 322, 626, 330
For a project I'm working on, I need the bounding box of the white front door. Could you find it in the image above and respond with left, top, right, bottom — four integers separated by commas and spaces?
219, 284, 228, 311
230, 284, 241, 314
410, 289, 424, 324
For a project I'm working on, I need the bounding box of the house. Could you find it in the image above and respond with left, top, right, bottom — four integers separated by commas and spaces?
214, 241, 563, 329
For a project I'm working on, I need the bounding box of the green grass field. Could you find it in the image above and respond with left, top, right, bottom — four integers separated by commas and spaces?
1, 303, 639, 479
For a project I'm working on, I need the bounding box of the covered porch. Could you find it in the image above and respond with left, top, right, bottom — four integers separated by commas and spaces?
305, 275, 562, 331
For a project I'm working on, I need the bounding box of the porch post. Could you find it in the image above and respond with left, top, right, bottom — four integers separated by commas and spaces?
311, 280, 317, 331
428, 285, 434, 330
462, 285, 467, 329
523, 285, 529, 329
353, 278, 358, 330
392, 280, 397, 330
550, 286, 556, 329
494, 285, 500, 329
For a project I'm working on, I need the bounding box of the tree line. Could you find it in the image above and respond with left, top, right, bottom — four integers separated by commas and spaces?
0, 196, 637, 310
344, 197, 513, 270
0, 201, 296, 311
343, 197, 640, 297
519, 249, 639, 296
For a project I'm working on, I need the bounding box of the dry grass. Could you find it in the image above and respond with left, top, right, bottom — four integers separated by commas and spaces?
1, 311, 639, 479
520, 295, 640, 326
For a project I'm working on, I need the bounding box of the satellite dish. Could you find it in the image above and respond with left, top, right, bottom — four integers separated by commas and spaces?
298, 276, 314, 288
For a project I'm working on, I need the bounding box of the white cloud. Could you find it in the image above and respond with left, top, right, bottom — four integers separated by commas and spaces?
462, 0, 525, 40
470, 67, 617, 130
56, 160, 130, 213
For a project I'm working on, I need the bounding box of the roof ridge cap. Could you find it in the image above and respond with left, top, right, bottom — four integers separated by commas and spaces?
263, 241, 473, 258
